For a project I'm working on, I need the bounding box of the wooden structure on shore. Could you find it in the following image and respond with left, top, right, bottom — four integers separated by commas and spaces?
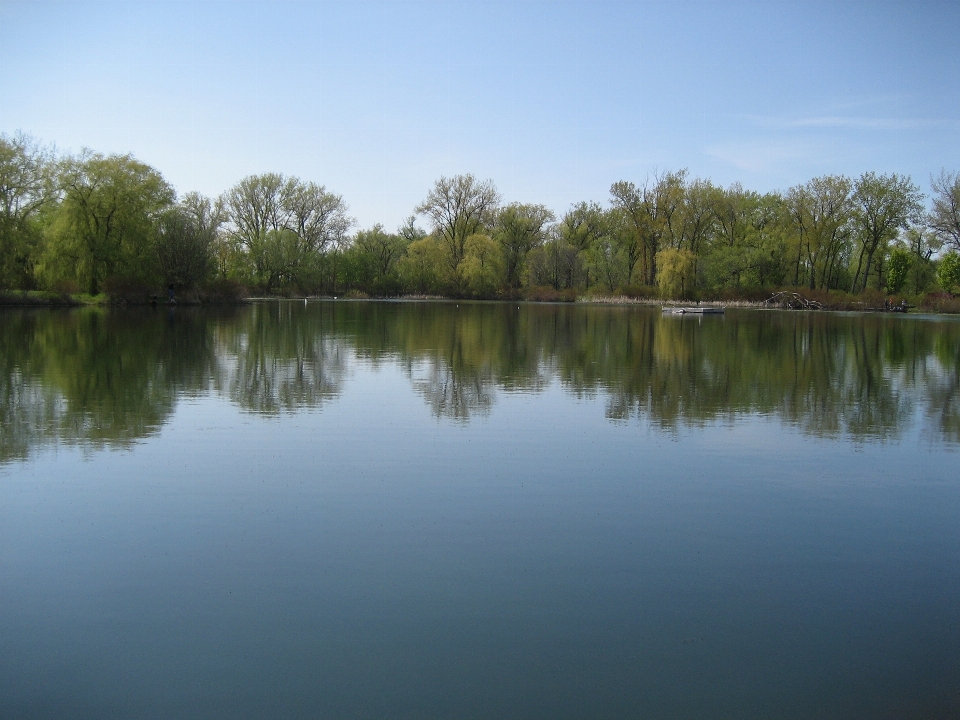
764, 292, 823, 310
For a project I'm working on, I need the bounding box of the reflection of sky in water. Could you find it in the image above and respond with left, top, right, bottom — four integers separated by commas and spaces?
3, 351, 959, 717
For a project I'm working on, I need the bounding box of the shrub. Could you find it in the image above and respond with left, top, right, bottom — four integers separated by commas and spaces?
199, 278, 247, 303
524, 286, 578, 302
919, 292, 960, 314
102, 276, 156, 304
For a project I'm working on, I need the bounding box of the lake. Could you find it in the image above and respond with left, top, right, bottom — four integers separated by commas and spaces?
2, 300, 958, 719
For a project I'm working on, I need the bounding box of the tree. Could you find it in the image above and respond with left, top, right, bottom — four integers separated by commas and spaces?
44, 152, 174, 294
224, 173, 285, 285
929, 171, 960, 252
937, 252, 960, 293
558, 201, 607, 253
495, 202, 554, 289
527, 235, 582, 290
588, 220, 628, 293
283, 178, 352, 267
786, 176, 852, 290
610, 170, 686, 285
397, 236, 444, 294
155, 206, 213, 289
353, 224, 408, 293
673, 178, 716, 256
608, 182, 644, 284
656, 247, 696, 299
904, 227, 941, 293
708, 184, 761, 288
398, 215, 427, 243
849, 172, 923, 293
223, 174, 351, 291
415, 174, 500, 284
0, 132, 58, 288
886, 247, 911, 293
555, 201, 608, 288
460, 233, 502, 296
155, 192, 225, 289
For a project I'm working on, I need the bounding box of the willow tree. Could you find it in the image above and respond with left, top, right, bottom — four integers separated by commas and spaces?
0, 132, 58, 289
45, 153, 174, 294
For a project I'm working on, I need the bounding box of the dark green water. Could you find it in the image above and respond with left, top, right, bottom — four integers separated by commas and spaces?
2, 301, 959, 718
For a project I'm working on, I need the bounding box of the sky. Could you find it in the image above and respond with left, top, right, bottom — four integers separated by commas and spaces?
2, 0, 958, 230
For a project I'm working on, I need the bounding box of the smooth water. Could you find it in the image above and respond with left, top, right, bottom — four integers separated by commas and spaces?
1, 301, 958, 719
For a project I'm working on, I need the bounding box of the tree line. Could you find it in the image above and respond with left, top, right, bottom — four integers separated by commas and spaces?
3, 131, 960, 300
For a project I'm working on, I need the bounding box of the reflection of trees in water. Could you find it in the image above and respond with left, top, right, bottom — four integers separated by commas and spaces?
214, 302, 347, 414
0, 303, 350, 462
4, 302, 960, 463
588, 312, 924, 440
922, 332, 960, 440
495, 305, 958, 443
0, 308, 217, 463
340, 301, 548, 421
408, 359, 495, 421
1, 372, 63, 463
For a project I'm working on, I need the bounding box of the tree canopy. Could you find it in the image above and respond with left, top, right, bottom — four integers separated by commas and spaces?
3, 131, 960, 303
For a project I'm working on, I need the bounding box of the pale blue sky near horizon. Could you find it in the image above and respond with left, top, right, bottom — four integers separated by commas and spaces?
1, 0, 958, 229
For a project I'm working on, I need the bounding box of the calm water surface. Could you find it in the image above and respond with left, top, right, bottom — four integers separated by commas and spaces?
2, 301, 959, 719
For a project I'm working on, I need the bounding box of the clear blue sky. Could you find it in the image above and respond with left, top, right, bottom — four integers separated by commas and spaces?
2, 0, 958, 229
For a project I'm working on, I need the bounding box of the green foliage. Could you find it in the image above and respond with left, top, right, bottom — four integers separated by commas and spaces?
0, 133, 58, 289
610, 171, 686, 285
850, 172, 924, 293
904, 227, 941, 294
656, 248, 697, 299
6, 131, 960, 305
937, 252, 960, 293
886, 247, 911, 293
494, 203, 554, 289
415, 174, 500, 284
460, 233, 502, 296
42, 153, 174, 295
223, 173, 351, 292
785, 175, 854, 291
155, 203, 217, 289
526, 239, 581, 290
587, 236, 627, 292
397, 236, 444, 295
351, 224, 408, 295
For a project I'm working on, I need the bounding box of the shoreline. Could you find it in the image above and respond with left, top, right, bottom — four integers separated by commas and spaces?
2, 290, 956, 314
